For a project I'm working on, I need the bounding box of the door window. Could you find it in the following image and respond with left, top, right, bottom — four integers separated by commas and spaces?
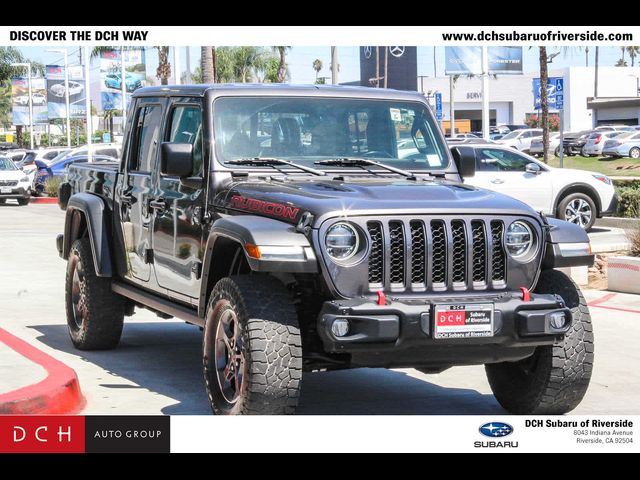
477, 148, 531, 172
167, 105, 203, 176
129, 104, 162, 172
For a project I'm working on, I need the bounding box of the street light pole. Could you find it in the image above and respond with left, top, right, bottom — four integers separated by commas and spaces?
63, 48, 71, 147
10, 63, 34, 149
120, 47, 127, 133
83, 46, 93, 162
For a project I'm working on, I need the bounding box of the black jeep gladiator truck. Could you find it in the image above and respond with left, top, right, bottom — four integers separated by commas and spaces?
57, 85, 594, 415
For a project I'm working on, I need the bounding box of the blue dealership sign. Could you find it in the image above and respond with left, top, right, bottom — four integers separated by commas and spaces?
533, 77, 564, 110
435, 92, 443, 120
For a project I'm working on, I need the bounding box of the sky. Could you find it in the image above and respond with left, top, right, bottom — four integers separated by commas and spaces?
16, 45, 634, 86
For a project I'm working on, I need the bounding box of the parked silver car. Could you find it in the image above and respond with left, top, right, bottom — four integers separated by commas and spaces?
583, 131, 625, 157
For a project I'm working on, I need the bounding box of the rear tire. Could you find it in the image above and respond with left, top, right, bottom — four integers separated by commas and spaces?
485, 270, 594, 414
65, 238, 124, 350
629, 147, 640, 159
558, 193, 597, 231
203, 275, 303, 415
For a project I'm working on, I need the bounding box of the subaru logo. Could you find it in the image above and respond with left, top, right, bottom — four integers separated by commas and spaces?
479, 422, 513, 438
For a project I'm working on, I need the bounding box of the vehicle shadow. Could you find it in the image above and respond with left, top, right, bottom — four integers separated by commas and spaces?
31, 322, 504, 415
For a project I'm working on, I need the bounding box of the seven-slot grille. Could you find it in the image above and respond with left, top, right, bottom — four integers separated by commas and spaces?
366, 219, 506, 292
0, 180, 18, 187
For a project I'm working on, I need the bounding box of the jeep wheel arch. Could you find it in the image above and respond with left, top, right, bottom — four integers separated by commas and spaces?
198, 215, 318, 317
62, 193, 113, 277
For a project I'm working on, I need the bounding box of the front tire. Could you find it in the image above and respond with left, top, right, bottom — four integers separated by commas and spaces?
203, 275, 303, 415
17, 198, 29, 206
558, 193, 597, 231
65, 238, 124, 350
485, 270, 594, 414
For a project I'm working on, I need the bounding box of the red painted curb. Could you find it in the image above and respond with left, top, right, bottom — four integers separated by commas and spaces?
0, 329, 84, 415
588, 293, 640, 315
29, 197, 58, 205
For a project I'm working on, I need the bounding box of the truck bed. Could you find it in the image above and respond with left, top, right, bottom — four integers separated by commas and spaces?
66, 161, 120, 203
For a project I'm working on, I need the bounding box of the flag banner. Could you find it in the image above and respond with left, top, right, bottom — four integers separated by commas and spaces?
46, 64, 86, 119
99, 49, 146, 111
11, 77, 48, 125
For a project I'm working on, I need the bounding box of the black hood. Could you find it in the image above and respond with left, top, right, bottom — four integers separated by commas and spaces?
213, 176, 538, 226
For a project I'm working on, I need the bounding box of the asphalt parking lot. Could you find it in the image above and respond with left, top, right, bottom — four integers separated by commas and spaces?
1, 203, 639, 415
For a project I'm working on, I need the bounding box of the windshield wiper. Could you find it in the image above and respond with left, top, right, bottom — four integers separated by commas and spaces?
225, 157, 326, 176
315, 157, 418, 179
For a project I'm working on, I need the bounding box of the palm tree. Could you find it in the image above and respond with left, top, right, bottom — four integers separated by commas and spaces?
272, 46, 291, 83
539, 47, 550, 164
627, 46, 640, 67
616, 58, 628, 67
201, 47, 215, 84
312, 58, 323, 82
155, 46, 171, 85
621, 46, 627, 64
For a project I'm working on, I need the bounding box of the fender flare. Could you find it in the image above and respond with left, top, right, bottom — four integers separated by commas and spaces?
198, 215, 318, 317
62, 193, 113, 277
542, 217, 594, 269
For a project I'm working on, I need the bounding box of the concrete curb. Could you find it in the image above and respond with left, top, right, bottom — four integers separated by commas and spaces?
0, 329, 84, 415
29, 197, 58, 205
596, 217, 638, 230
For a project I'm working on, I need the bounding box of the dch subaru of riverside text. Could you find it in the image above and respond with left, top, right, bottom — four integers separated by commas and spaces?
56, 85, 595, 415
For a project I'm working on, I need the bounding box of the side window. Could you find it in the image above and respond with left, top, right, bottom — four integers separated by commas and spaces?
129, 104, 162, 172
167, 105, 204, 176
478, 148, 530, 172
97, 148, 118, 159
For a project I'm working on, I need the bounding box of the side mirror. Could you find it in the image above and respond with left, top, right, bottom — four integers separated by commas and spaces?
525, 162, 542, 175
160, 142, 193, 178
450, 146, 476, 178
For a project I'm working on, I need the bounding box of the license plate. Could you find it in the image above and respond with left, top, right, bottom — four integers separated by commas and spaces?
433, 304, 494, 339
0, 187, 11, 194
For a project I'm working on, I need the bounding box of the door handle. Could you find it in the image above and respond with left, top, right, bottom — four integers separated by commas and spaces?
149, 198, 167, 212
120, 194, 134, 206
490, 179, 505, 184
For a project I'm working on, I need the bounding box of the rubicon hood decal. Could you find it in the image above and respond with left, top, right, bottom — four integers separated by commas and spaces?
229, 195, 300, 221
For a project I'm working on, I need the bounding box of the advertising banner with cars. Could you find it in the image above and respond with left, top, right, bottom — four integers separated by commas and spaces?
45, 64, 86, 119
11, 77, 48, 125
99, 49, 145, 111
445, 46, 523, 75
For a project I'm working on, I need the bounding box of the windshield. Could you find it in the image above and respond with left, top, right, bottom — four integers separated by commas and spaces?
0, 157, 17, 171
500, 130, 521, 140
213, 97, 449, 171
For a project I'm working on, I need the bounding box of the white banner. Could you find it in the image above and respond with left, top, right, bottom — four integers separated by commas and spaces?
171, 416, 639, 453
1, 26, 638, 46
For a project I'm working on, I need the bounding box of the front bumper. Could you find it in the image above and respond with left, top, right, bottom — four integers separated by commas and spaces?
602, 193, 619, 216
0, 186, 30, 199
317, 292, 572, 368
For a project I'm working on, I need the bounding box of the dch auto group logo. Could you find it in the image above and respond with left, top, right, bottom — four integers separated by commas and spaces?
474, 422, 518, 449
0, 416, 85, 453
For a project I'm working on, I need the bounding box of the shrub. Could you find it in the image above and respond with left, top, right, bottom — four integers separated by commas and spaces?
617, 186, 640, 218
629, 223, 640, 257
44, 177, 62, 198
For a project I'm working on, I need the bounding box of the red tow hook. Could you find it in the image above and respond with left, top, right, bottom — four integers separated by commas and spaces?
376, 291, 387, 306
520, 287, 531, 302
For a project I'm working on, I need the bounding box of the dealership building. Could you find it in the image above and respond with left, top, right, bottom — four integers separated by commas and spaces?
418, 66, 640, 132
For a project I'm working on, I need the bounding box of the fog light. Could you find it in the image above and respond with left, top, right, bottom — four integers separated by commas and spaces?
549, 312, 566, 330
331, 318, 350, 338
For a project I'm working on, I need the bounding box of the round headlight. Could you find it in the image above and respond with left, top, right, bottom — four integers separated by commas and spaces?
325, 223, 359, 261
506, 221, 534, 259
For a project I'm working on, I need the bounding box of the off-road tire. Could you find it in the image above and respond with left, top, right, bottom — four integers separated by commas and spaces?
203, 275, 303, 415
65, 238, 124, 350
17, 198, 30, 206
557, 193, 597, 231
485, 270, 594, 414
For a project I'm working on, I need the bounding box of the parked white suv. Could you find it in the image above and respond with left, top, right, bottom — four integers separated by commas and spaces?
495, 128, 543, 153
465, 144, 617, 230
